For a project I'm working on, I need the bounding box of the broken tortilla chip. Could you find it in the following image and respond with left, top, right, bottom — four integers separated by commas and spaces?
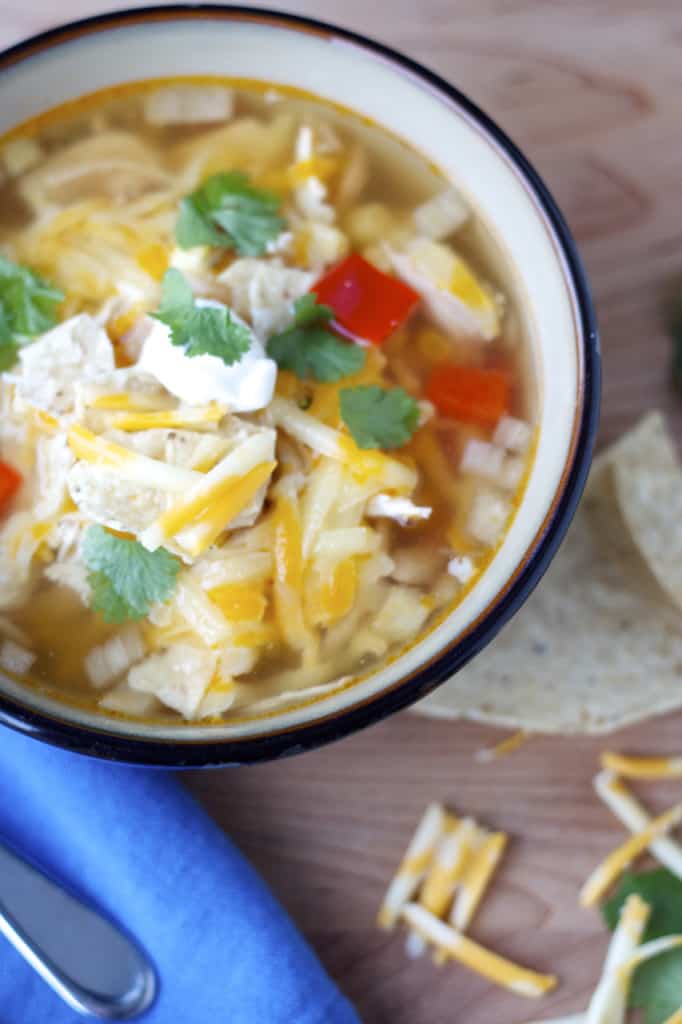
610, 412, 682, 611
413, 413, 682, 734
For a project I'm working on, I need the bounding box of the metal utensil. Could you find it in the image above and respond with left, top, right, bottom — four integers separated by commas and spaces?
0, 838, 156, 1019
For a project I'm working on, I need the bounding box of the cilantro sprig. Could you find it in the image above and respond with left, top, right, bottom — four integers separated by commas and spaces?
83, 526, 181, 624
176, 171, 285, 257
267, 294, 365, 383
0, 255, 63, 370
340, 385, 419, 450
152, 269, 251, 365
604, 869, 682, 1024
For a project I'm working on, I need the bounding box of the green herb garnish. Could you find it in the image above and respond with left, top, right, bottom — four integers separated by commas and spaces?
176, 171, 285, 257
0, 255, 63, 370
152, 268, 251, 365
267, 294, 365, 383
339, 385, 419, 450
603, 868, 682, 1024
83, 525, 181, 624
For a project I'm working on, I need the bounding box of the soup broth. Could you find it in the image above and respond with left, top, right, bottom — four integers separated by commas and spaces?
0, 79, 535, 723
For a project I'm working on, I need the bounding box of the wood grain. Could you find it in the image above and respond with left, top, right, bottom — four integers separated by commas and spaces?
3, 3, 682, 1020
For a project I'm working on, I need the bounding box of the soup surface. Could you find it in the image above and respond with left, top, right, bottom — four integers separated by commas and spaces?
0, 79, 535, 723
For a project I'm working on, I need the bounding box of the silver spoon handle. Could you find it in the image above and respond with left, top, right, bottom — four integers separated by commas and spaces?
0, 839, 156, 1019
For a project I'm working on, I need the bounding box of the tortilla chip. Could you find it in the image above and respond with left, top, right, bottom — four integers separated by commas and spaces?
413, 414, 682, 734
609, 412, 682, 611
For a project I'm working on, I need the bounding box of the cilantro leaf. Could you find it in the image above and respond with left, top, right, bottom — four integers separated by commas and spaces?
285, 293, 330, 329
340, 385, 419, 450
152, 269, 251, 366
83, 526, 181, 624
176, 198, 227, 250
603, 869, 682, 1024
0, 255, 63, 370
267, 294, 365, 382
176, 171, 285, 256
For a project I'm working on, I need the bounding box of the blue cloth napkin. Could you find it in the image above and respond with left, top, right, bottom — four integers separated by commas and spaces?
0, 727, 360, 1023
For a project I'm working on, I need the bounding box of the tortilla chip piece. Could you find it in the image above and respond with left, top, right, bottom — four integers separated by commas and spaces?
414, 414, 682, 733
608, 412, 682, 611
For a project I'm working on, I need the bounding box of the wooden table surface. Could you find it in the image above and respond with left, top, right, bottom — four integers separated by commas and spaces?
4, 2, 682, 1020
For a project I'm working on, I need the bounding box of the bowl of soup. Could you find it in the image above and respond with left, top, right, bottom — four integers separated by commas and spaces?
0, 8, 599, 765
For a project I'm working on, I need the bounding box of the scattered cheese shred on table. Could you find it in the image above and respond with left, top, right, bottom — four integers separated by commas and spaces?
377, 802, 446, 930
475, 729, 529, 762
584, 893, 650, 1024
601, 750, 682, 780
593, 770, 682, 879
409, 817, 478, 959
523, 895, 650, 1024
451, 830, 508, 930
401, 902, 557, 997
661, 1008, 682, 1024
580, 801, 682, 907
619, 933, 682, 977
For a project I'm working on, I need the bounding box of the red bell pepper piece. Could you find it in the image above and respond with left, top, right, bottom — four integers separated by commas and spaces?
312, 252, 419, 345
426, 365, 510, 428
0, 459, 21, 514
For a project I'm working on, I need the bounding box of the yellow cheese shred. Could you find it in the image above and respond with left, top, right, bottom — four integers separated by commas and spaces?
377, 803, 447, 931
272, 493, 309, 649
110, 404, 227, 431
34, 410, 60, 435
420, 821, 476, 918
580, 801, 682, 907
451, 831, 508, 931
208, 583, 267, 623
68, 425, 134, 468
619, 934, 682, 979
318, 559, 358, 624
582, 893, 650, 1024
594, 771, 682, 880
401, 903, 557, 997
179, 462, 277, 557
476, 731, 528, 763
153, 462, 269, 542
601, 751, 682, 780
87, 391, 169, 412
661, 1008, 682, 1024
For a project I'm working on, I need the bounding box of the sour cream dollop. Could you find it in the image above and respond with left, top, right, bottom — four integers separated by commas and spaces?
138, 299, 277, 411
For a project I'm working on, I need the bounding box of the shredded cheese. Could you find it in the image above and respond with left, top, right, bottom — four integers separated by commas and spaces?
401, 903, 557, 997
176, 461, 276, 557
420, 818, 479, 962
208, 582, 267, 623
451, 831, 508, 931
619, 933, 682, 977
601, 751, 682, 780
378, 803, 446, 930
68, 425, 199, 492
421, 819, 477, 917
87, 391, 169, 412
109, 403, 227, 431
270, 397, 416, 493
584, 893, 650, 1024
580, 802, 682, 907
594, 770, 682, 879
140, 431, 275, 549
476, 730, 528, 763
272, 492, 309, 650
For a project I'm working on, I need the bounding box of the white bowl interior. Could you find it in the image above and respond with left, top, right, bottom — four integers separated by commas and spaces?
0, 14, 581, 741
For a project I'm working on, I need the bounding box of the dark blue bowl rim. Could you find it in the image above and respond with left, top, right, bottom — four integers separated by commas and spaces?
0, 4, 601, 767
